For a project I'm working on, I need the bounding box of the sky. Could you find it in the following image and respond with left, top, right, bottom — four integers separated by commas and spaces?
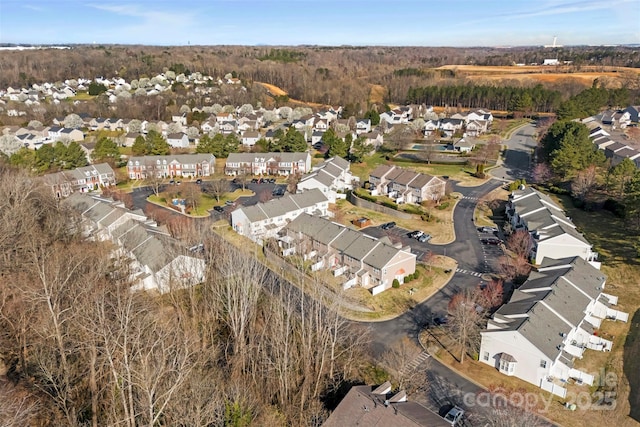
0, 0, 639, 47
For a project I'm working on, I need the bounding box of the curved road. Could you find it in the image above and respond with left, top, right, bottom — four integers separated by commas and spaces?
127, 125, 541, 421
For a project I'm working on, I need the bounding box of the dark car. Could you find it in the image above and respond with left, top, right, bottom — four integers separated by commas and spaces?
213, 206, 224, 212
272, 187, 286, 196
195, 178, 202, 184
380, 222, 396, 230
481, 237, 502, 245
433, 316, 449, 326
251, 178, 259, 183
268, 178, 276, 183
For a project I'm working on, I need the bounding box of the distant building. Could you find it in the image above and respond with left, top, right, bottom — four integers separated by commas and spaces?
127, 154, 215, 179
44, 163, 116, 197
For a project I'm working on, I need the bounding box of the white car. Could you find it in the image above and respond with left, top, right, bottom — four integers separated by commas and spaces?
443, 406, 464, 425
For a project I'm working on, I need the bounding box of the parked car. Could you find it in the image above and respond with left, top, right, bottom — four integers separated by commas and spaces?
225, 200, 235, 206
418, 233, 432, 243
408, 230, 423, 238
272, 186, 285, 196
213, 206, 224, 212
251, 178, 259, 183
169, 179, 175, 184
268, 178, 276, 183
478, 226, 498, 233
443, 406, 464, 425
481, 237, 502, 245
433, 315, 449, 326
195, 178, 202, 184
380, 222, 396, 230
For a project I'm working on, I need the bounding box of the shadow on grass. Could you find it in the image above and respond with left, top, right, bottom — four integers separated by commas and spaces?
624, 309, 640, 423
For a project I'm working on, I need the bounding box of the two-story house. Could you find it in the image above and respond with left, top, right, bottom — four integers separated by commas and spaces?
506, 187, 598, 266
480, 256, 627, 398
225, 152, 311, 176
44, 163, 117, 197
127, 154, 215, 179
369, 165, 446, 204
296, 156, 358, 203
64, 193, 205, 294
231, 189, 329, 243
281, 213, 416, 295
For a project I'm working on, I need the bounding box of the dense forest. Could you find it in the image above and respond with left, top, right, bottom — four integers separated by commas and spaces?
1, 44, 639, 116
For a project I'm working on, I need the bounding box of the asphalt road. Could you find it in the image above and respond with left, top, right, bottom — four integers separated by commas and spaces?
490, 123, 538, 182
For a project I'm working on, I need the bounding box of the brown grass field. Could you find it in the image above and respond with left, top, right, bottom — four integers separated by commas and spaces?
436, 64, 640, 86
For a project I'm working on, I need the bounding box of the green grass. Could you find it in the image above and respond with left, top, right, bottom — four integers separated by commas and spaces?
69, 92, 95, 101
349, 151, 476, 184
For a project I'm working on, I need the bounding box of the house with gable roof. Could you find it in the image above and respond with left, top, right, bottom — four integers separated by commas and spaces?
225, 152, 311, 176
43, 163, 116, 197
281, 214, 416, 295
369, 165, 446, 204
479, 256, 627, 398
166, 132, 189, 148
231, 189, 329, 243
506, 186, 599, 266
64, 193, 205, 294
296, 156, 358, 202
323, 382, 449, 427
127, 154, 215, 179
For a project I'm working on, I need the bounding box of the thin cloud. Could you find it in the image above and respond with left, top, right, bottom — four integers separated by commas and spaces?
499, 0, 633, 20
88, 3, 196, 25
23, 4, 45, 11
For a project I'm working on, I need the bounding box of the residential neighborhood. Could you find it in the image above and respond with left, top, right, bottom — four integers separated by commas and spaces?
0, 59, 639, 427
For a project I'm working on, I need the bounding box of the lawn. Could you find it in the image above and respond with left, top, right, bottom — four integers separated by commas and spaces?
332, 197, 456, 245
349, 151, 486, 187
148, 187, 254, 217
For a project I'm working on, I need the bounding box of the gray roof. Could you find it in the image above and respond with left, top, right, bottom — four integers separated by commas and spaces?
226, 151, 309, 164
487, 256, 606, 360
323, 385, 449, 427
237, 188, 327, 223
283, 213, 412, 270
369, 164, 394, 179
128, 153, 215, 164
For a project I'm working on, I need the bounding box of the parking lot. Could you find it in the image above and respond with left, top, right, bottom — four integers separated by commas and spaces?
207, 180, 288, 219
476, 226, 505, 274
360, 224, 434, 261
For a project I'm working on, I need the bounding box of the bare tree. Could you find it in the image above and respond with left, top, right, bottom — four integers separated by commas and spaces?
143, 160, 165, 196
447, 289, 484, 364
207, 178, 229, 203
571, 164, 598, 202
286, 172, 301, 194
505, 230, 533, 259
381, 337, 429, 393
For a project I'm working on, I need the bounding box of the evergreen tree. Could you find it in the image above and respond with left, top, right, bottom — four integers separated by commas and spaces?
64, 141, 89, 169
349, 136, 369, 163
92, 136, 121, 164
132, 135, 147, 156
542, 121, 605, 179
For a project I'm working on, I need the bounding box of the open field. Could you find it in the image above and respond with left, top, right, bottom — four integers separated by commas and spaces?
436, 64, 640, 86
255, 81, 326, 107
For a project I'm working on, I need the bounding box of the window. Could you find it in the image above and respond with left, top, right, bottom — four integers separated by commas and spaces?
483, 352, 489, 361
540, 360, 547, 369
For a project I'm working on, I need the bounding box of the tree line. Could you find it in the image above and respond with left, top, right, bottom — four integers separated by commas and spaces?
406, 84, 563, 113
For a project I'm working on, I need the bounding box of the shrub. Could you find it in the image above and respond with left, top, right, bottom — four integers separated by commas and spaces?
392, 279, 400, 288
421, 212, 433, 222
436, 201, 450, 210
382, 201, 398, 210
413, 270, 420, 279
314, 153, 324, 158
404, 276, 410, 284
402, 204, 423, 215
547, 185, 569, 195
